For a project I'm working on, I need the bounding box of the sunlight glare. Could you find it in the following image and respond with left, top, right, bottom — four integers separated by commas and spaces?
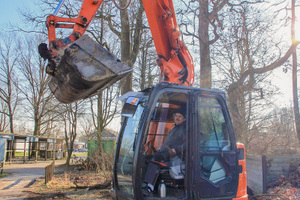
296, 20, 300, 42
296, 8, 300, 42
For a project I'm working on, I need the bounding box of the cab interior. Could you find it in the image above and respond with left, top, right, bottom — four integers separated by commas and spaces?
141, 91, 187, 198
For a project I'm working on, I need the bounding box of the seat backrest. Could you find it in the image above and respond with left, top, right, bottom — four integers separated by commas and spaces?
144, 121, 174, 155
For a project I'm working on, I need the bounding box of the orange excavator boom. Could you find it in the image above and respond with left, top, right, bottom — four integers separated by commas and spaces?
142, 0, 194, 85
39, 0, 194, 103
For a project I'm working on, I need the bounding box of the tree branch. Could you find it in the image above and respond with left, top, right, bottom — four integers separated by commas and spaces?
230, 41, 300, 91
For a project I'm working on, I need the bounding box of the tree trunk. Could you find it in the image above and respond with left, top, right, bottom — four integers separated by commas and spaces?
140, 42, 147, 90
8, 100, 14, 133
97, 93, 104, 153
120, 0, 132, 95
291, 0, 300, 144
66, 134, 76, 166
227, 86, 247, 143
292, 52, 300, 144
31, 116, 40, 157
199, 0, 212, 89
97, 8, 104, 154
66, 148, 73, 165
33, 114, 41, 136
6, 67, 14, 134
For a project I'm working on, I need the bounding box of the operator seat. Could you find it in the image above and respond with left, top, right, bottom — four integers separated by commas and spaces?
146, 155, 185, 190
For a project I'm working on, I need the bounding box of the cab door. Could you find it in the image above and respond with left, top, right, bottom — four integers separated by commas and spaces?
113, 96, 146, 199
193, 93, 239, 199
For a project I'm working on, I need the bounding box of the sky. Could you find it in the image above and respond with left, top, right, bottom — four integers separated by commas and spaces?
0, 1, 35, 26
0, 0, 298, 110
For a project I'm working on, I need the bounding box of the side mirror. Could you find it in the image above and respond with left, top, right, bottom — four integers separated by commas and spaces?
121, 97, 140, 118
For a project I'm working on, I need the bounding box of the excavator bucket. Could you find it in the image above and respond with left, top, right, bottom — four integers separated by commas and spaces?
48, 35, 132, 104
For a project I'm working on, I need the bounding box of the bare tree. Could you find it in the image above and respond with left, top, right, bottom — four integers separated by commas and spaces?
59, 100, 88, 165
211, 3, 299, 144
99, 0, 144, 94
247, 107, 298, 155
90, 86, 120, 147
179, 0, 268, 88
79, 116, 95, 143
133, 30, 160, 90
18, 35, 58, 136
0, 33, 21, 133
61, 101, 86, 165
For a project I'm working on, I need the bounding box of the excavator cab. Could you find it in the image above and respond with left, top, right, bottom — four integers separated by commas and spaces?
111, 82, 248, 200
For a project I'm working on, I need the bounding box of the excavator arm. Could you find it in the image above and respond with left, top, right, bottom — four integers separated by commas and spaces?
39, 0, 194, 103
45, 0, 103, 58
142, 0, 194, 85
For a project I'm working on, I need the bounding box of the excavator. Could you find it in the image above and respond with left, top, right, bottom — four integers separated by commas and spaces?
39, 0, 248, 199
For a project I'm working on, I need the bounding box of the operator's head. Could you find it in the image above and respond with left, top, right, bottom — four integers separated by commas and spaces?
173, 107, 186, 125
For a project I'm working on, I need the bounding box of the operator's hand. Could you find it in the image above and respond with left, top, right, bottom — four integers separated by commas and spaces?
169, 149, 177, 157
165, 145, 177, 158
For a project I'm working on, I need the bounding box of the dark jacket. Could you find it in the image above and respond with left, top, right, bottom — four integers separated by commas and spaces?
157, 121, 186, 161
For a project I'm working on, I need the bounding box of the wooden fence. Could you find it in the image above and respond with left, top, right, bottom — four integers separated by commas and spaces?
45, 161, 55, 184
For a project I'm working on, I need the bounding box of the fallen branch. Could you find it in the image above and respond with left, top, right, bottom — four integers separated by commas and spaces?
72, 180, 111, 190
24, 191, 69, 200
251, 192, 297, 200
250, 194, 290, 200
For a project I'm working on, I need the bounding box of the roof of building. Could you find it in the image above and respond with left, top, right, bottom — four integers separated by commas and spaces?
0, 132, 64, 141
90, 129, 117, 141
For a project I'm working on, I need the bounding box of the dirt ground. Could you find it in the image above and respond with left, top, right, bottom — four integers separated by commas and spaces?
2, 159, 299, 200
0, 160, 112, 200
27, 163, 112, 200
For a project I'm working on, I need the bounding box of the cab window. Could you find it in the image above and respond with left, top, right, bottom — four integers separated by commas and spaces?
199, 97, 231, 150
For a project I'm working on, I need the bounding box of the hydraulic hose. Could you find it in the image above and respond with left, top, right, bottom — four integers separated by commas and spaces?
53, 0, 66, 15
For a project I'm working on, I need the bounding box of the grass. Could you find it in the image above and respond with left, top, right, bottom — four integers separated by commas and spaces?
0, 172, 10, 178
72, 152, 88, 157
15, 152, 29, 156
11, 151, 87, 160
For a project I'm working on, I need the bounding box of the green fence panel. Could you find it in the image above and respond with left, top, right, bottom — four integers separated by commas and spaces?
87, 140, 115, 156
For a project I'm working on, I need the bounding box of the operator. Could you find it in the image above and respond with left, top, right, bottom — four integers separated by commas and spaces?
143, 107, 186, 196
154, 107, 186, 161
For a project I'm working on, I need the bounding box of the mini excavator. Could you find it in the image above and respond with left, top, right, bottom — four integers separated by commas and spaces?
39, 0, 248, 199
